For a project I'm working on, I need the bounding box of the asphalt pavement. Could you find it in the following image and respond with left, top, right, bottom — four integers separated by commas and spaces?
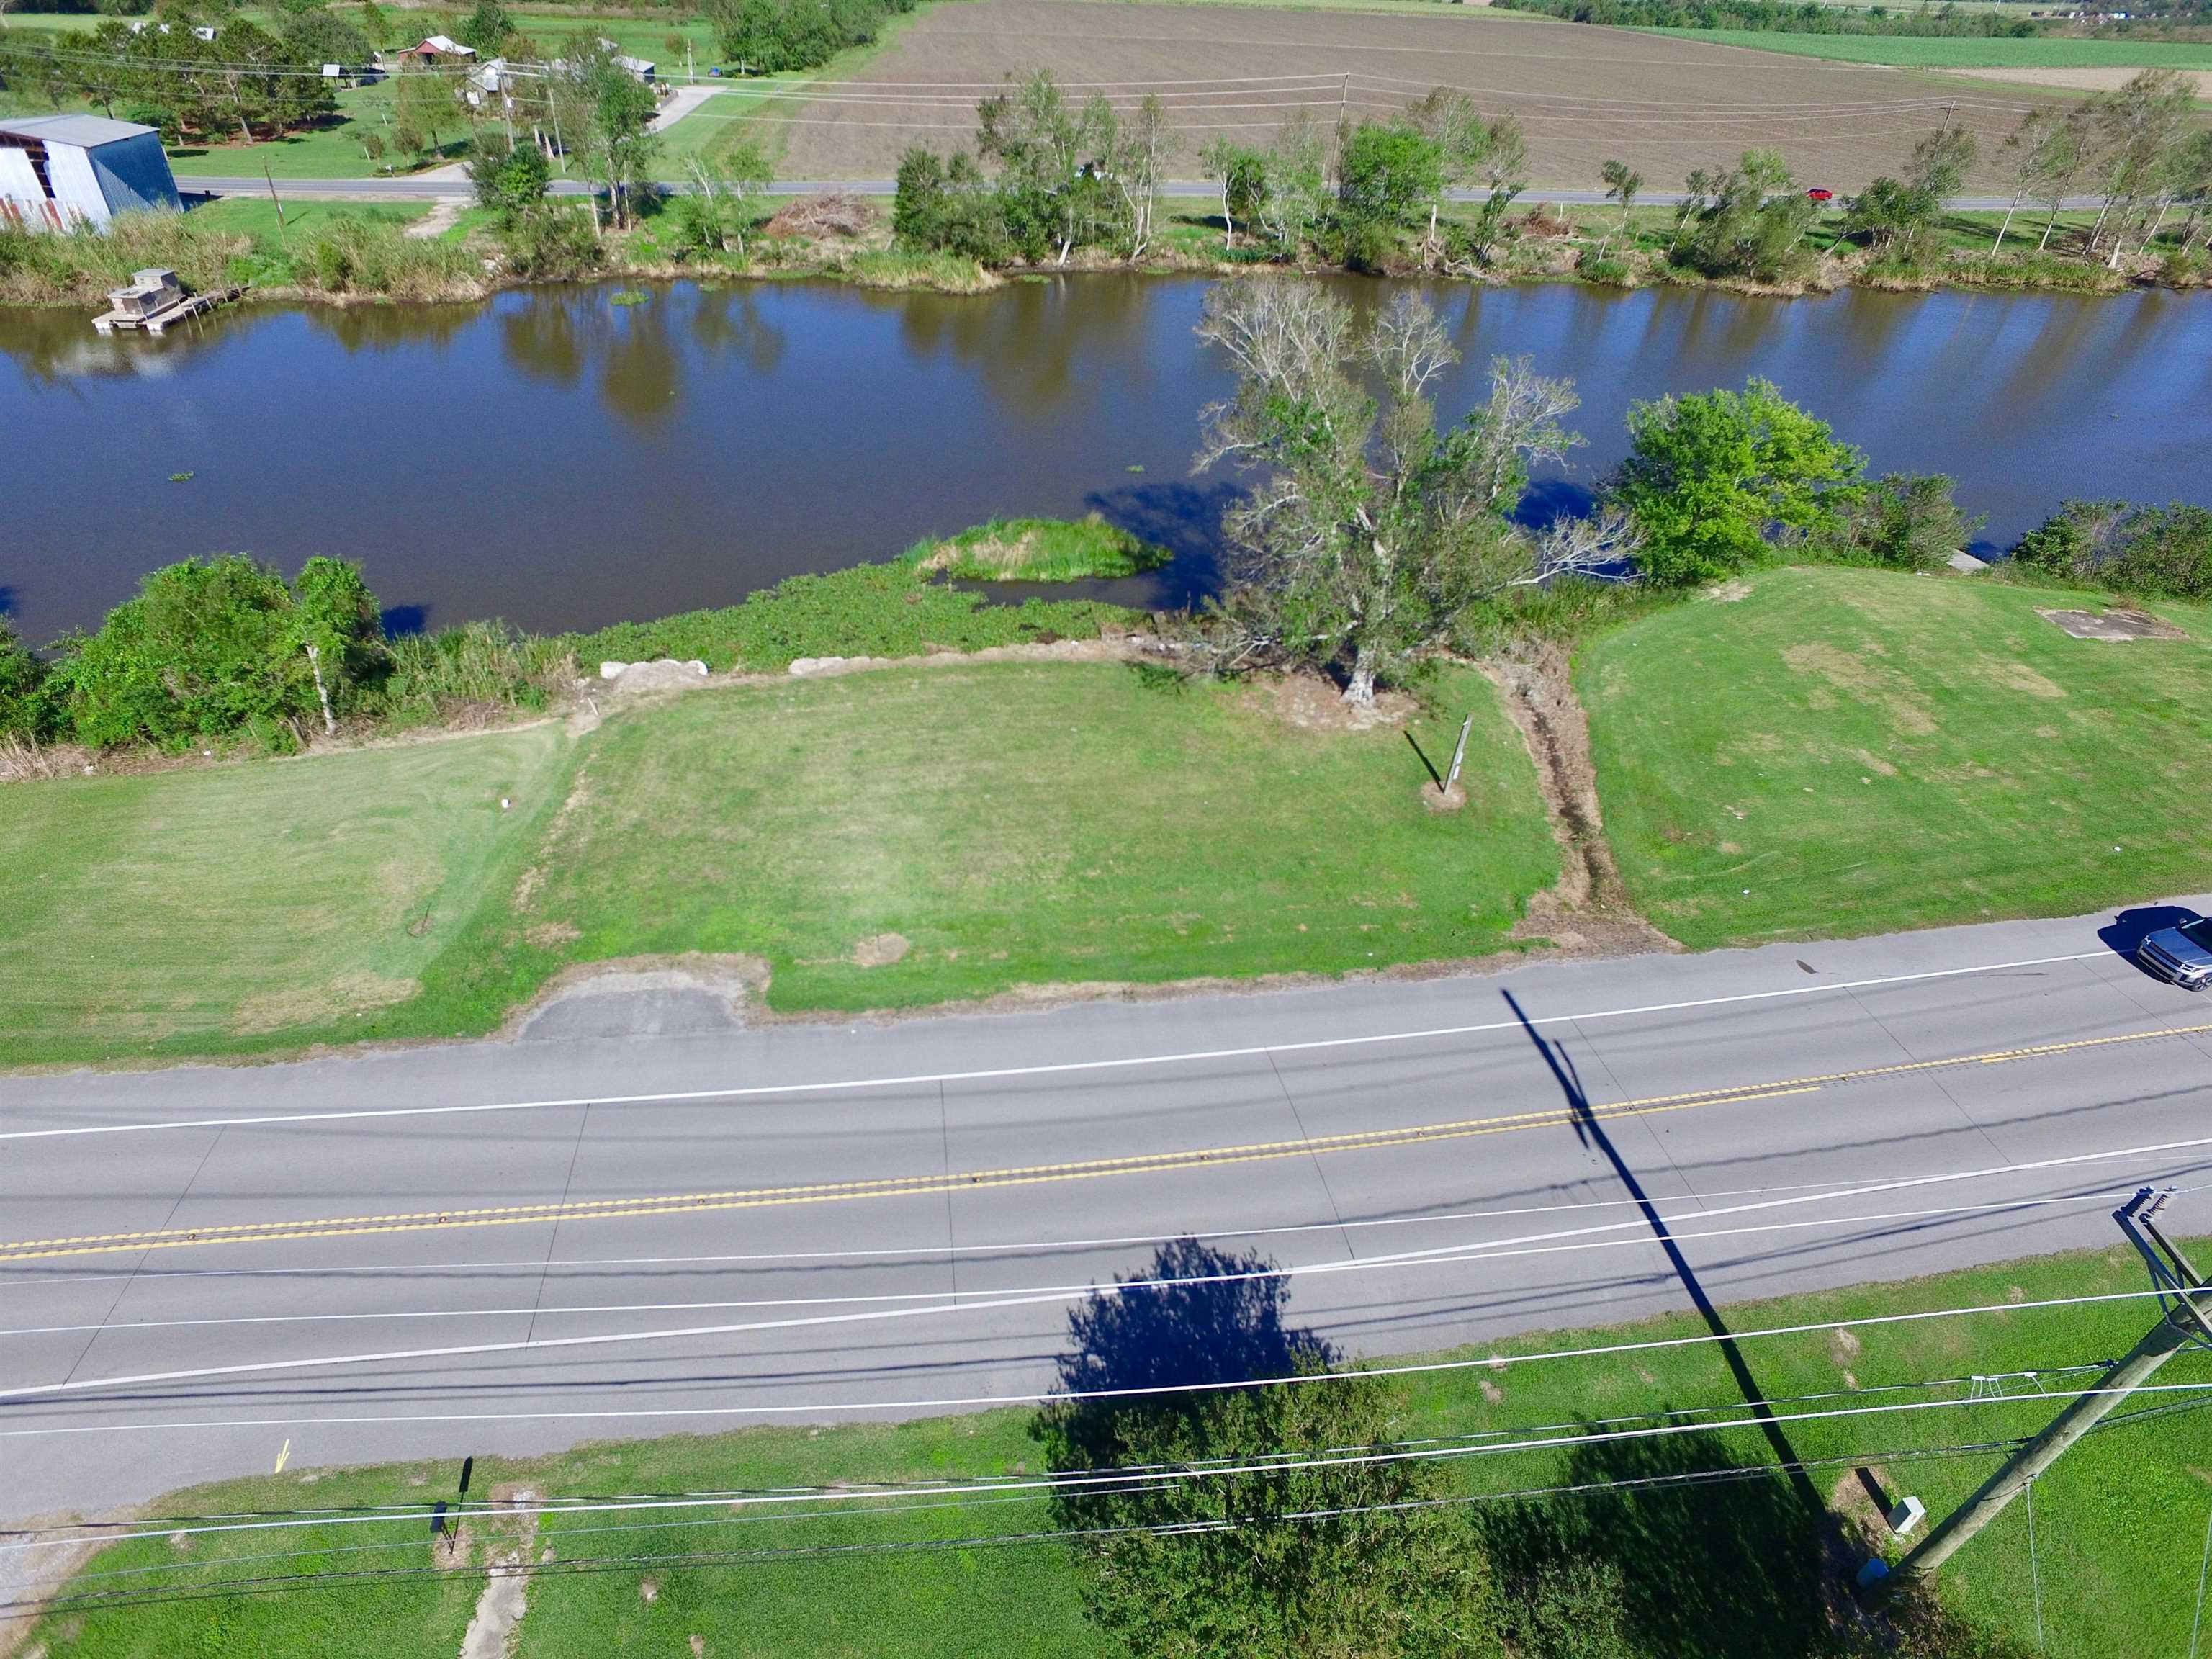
3, 898, 2210, 1545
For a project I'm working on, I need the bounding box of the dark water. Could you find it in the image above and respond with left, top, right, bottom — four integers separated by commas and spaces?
4, 276, 2209, 644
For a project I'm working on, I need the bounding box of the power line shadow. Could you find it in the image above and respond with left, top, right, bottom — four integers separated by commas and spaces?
1501, 989, 1823, 1514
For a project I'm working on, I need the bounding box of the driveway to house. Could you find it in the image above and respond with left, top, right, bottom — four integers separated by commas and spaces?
3, 899, 2209, 1534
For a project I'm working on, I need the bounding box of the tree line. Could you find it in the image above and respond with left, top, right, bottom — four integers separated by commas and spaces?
891, 75, 1534, 273
1654, 73, 2211, 285
706, 0, 919, 75
1496, 0, 2040, 39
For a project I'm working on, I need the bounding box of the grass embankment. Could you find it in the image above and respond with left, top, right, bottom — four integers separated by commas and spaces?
25, 1237, 2209, 1659
449, 660, 1557, 1015
905, 513, 1172, 581
1640, 27, 2212, 68
0, 637, 1552, 1061
0, 725, 568, 1069
1581, 565, 2212, 948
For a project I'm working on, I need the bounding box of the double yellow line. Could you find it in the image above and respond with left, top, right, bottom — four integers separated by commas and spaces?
4, 1022, 2204, 1265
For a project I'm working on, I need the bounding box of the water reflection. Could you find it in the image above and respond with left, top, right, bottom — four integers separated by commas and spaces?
1, 276, 2207, 645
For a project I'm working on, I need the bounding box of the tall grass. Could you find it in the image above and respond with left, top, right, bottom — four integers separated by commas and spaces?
0, 207, 482, 307
367, 623, 577, 727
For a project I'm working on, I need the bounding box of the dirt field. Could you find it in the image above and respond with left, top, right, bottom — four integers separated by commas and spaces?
1943, 63, 2212, 99
736, 0, 2068, 189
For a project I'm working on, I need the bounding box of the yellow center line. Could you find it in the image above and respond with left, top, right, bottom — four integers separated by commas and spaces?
3, 1021, 2204, 1265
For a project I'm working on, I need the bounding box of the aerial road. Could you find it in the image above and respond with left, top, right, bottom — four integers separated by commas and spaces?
1, 899, 2208, 1537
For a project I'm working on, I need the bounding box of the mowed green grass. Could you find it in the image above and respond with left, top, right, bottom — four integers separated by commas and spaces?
1642, 27, 2212, 68
26, 1237, 2209, 1659
0, 725, 570, 1068
1579, 565, 2212, 947
474, 660, 1558, 1014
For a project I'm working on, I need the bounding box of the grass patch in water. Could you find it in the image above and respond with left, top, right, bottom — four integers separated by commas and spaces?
565, 557, 1130, 673
905, 513, 1172, 582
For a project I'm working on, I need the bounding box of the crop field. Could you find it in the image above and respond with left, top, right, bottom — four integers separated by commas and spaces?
1641, 27, 2212, 71
729, 0, 2069, 189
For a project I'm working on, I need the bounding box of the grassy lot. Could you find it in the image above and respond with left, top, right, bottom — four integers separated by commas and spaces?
182, 195, 436, 240
1642, 27, 2212, 68
0, 724, 570, 1069
24, 1236, 2209, 1658
451, 659, 1558, 1015
1579, 565, 2212, 948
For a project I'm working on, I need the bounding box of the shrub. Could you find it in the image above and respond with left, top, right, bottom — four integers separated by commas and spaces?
500, 207, 604, 279
892, 145, 1010, 264
295, 213, 480, 300
1613, 378, 1866, 585
2011, 499, 2212, 601
0, 619, 53, 743
46, 556, 386, 750
467, 132, 553, 223
1578, 253, 1634, 287
1823, 473, 1984, 572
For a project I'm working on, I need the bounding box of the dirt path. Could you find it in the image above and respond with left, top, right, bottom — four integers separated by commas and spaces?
1480, 642, 1679, 958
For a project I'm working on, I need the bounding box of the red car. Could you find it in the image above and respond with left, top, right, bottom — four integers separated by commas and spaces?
1806, 188, 1835, 204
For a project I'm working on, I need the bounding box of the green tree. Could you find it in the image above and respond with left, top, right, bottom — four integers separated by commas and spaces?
1675, 148, 1817, 283
1032, 1240, 1500, 1659
1255, 112, 1328, 259
1332, 118, 1443, 270
674, 140, 773, 260
1598, 157, 1642, 259
1200, 135, 1267, 251
454, 0, 512, 55
1613, 378, 1866, 585
277, 5, 372, 72
977, 70, 1118, 265
891, 145, 1008, 262
467, 128, 551, 219
1195, 282, 1581, 703
394, 63, 457, 158
1845, 122, 1974, 261
2090, 68, 2196, 261
575, 43, 660, 232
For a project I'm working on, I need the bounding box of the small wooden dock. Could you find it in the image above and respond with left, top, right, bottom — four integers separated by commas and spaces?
92, 268, 241, 336
93, 285, 239, 336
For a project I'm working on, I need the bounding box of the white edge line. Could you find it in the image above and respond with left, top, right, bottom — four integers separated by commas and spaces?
0, 949, 2113, 1143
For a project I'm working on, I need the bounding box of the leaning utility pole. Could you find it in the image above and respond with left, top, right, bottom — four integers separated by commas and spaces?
1866, 1190, 2212, 1598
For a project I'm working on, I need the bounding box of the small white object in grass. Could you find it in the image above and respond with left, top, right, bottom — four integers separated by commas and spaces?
501, 798, 511, 811
1743, 889, 1751, 895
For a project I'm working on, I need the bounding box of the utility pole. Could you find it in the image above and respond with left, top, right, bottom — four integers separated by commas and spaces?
1865, 1190, 2212, 1598
1937, 97, 1959, 141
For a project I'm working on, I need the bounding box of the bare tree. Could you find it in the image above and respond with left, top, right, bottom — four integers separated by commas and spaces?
1524, 504, 1642, 587
1195, 283, 1583, 704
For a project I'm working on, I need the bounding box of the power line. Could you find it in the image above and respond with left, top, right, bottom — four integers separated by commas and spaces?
0, 1437, 2072, 1621
17, 1374, 2212, 1563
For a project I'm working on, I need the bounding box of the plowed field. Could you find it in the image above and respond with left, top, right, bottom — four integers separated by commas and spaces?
728, 0, 2069, 189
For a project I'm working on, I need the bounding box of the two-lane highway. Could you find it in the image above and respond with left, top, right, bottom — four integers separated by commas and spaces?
3, 899, 2210, 1535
